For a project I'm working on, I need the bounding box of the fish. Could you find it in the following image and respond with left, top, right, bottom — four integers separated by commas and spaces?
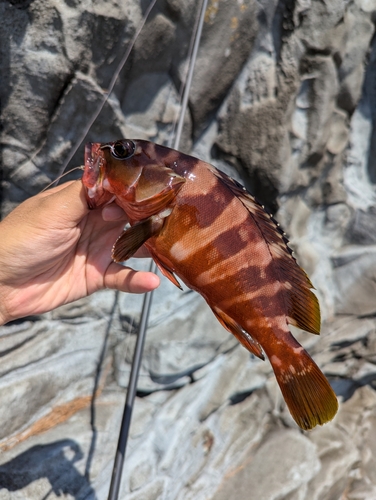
82, 138, 338, 430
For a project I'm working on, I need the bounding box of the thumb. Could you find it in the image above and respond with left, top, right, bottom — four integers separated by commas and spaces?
41, 180, 91, 226
104, 262, 160, 294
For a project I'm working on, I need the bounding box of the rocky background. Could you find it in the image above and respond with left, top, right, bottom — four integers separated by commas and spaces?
1, 0, 376, 498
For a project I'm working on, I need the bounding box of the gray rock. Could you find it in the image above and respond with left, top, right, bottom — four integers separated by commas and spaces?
186, 0, 261, 134
332, 246, 376, 315
122, 72, 192, 149
6, 72, 132, 200
301, 55, 339, 163
347, 207, 376, 245
337, 2, 375, 113
0, 316, 110, 441
327, 109, 350, 155
306, 425, 360, 499
211, 430, 321, 500
3, 0, 376, 498
217, 47, 293, 208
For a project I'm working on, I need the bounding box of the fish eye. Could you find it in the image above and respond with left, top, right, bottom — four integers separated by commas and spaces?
111, 140, 135, 160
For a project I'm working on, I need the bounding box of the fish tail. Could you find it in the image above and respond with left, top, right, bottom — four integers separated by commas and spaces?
269, 344, 338, 430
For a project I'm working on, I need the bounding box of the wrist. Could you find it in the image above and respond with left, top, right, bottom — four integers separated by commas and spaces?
0, 313, 7, 327
0, 286, 11, 326
0, 307, 9, 327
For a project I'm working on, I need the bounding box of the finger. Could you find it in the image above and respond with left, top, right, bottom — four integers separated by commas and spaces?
102, 204, 128, 222
104, 263, 160, 293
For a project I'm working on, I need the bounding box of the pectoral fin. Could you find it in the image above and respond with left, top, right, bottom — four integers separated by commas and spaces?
212, 307, 265, 360
112, 217, 162, 262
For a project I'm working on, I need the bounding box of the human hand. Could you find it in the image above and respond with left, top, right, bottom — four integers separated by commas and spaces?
0, 180, 160, 325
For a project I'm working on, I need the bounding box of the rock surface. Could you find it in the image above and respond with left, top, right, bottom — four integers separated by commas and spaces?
2, 0, 376, 499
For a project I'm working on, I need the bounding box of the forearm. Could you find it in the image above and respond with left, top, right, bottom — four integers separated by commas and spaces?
0, 219, 16, 326
0, 237, 25, 326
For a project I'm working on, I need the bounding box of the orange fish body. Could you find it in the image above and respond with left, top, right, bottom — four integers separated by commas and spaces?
82, 139, 338, 430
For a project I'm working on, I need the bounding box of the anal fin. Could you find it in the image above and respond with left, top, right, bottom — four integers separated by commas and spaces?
150, 252, 182, 290
212, 307, 264, 360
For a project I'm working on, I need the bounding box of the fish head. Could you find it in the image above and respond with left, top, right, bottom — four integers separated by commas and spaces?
82, 139, 185, 219
83, 140, 143, 209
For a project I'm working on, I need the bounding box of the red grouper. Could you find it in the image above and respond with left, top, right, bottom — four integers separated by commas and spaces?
82, 139, 338, 430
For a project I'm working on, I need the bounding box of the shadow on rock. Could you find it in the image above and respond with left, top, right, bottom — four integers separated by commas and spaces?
0, 439, 97, 499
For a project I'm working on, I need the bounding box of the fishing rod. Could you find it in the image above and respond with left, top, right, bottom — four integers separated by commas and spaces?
107, 0, 209, 498
41, 0, 207, 494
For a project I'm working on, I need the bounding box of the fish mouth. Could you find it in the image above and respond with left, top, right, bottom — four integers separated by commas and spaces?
82, 142, 109, 208
83, 143, 102, 188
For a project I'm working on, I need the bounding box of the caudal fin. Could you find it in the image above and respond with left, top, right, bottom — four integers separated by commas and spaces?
270, 348, 338, 430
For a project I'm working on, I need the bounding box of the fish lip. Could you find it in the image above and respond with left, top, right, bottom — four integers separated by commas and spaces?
83, 143, 102, 187
83, 142, 106, 192
82, 142, 107, 208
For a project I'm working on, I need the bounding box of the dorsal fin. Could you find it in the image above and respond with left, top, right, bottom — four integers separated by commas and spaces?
213, 169, 320, 335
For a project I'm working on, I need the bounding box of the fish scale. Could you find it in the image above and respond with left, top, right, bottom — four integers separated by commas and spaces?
82, 138, 338, 430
